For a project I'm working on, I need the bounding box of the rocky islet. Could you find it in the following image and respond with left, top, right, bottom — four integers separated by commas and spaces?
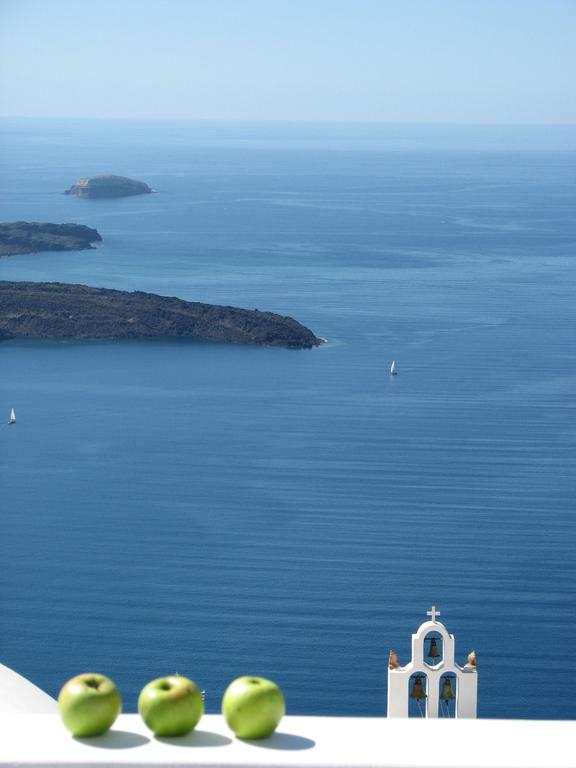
64, 175, 153, 198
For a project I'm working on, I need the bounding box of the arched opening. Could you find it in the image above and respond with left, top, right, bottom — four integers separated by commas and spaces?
424, 631, 443, 667
438, 673, 457, 718
408, 673, 428, 718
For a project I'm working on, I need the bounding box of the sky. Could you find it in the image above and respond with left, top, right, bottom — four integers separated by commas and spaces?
1, 0, 575, 123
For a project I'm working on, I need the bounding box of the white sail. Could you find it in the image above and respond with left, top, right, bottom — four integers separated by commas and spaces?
8, 408, 16, 424
390, 360, 397, 375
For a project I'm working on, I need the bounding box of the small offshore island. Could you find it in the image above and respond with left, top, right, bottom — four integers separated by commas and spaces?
65, 175, 153, 198
0, 222, 102, 257
0, 282, 322, 349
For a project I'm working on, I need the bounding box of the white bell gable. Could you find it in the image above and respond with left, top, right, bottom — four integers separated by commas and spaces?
387, 607, 477, 718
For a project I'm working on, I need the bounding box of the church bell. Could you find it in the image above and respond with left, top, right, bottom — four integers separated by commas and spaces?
427, 637, 441, 660
440, 678, 456, 701
410, 676, 427, 700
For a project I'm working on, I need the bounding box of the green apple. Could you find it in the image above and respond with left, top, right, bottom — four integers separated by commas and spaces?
58, 673, 121, 737
138, 675, 203, 737
222, 676, 285, 740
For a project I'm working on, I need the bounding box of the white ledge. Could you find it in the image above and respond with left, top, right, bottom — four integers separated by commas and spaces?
1, 714, 575, 768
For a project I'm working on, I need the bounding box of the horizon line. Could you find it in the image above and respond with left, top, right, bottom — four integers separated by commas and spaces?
1, 115, 576, 128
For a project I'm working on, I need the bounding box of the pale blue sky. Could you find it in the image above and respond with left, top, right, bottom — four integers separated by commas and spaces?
1, 0, 575, 123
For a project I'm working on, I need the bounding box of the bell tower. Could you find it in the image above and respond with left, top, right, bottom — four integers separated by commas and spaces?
387, 606, 477, 718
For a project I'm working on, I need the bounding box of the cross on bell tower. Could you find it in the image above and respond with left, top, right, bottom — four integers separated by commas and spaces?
387, 608, 477, 719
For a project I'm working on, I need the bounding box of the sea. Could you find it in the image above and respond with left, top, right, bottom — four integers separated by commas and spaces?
0, 119, 575, 719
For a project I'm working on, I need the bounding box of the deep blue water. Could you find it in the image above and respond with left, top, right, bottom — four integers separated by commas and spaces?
0, 119, 575, 719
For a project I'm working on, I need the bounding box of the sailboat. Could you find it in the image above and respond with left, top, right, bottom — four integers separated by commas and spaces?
390, 360, 397, 376
8, 408, 16, 425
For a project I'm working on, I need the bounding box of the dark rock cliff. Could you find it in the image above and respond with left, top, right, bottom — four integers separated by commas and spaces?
0, 282, 322, 349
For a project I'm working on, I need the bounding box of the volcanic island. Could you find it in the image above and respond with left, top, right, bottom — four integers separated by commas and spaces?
0, 282, 322, 349
0, 222, 102, 257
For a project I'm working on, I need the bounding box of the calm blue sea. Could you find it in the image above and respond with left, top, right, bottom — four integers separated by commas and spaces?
0, 119, 575, 719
